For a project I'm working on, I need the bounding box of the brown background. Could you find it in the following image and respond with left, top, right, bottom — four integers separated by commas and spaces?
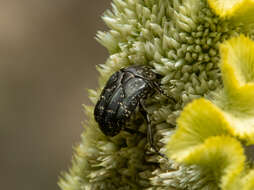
0, 1, 110, 190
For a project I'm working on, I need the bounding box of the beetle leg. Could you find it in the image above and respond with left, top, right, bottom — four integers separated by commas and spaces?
123, 127, 145, 137
139, 102, 167, 158
151, 82, 176, 104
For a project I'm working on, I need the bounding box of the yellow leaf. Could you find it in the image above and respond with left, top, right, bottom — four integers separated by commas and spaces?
219, 35, 254, 115
166, 98, 229, 161
208, 0, 254, 31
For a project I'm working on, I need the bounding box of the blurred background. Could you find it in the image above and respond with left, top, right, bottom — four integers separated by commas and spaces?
0, 1, 110, 190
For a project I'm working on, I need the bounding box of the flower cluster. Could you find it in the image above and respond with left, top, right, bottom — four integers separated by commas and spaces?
59, 0, 254, 189
167, 34, 254, 190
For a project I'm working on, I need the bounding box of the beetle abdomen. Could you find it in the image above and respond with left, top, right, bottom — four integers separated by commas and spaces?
116, 77, 150, 119
94, 71, 121, 122
94, 68, 153, 137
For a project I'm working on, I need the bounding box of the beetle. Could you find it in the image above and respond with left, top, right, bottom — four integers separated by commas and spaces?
94, 65, 175, 155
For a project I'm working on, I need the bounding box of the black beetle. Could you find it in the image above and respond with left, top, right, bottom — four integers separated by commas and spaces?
94, 65, 175, 155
